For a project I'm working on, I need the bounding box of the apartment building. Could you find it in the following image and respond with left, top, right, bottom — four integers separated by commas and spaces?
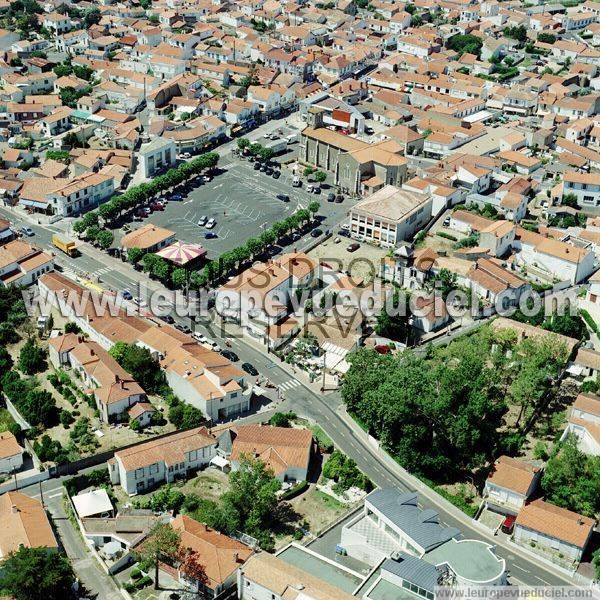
215, 252, 317, 342
44, 171, 115, 217
108, 427, 218, 495
348, 185, 433, 247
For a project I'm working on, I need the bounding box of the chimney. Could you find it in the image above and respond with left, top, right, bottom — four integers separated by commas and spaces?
11, 505, 18, 514
121, 380, 125, 389
115, 374, 120, 384
234, 552, 239, 563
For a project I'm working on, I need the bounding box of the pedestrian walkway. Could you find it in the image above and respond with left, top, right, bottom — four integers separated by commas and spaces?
279, 378, 302, 391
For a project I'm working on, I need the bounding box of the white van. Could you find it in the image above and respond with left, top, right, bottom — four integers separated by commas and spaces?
292, 176, 301, 187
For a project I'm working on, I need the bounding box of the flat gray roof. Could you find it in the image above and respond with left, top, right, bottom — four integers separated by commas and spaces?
423, 538, 505, 584
382, 554, 439, 593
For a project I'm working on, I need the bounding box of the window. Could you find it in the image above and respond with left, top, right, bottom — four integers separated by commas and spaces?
150, 463, 158, 474
135, 468, 144, 480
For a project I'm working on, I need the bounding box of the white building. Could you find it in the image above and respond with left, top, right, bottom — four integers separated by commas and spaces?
348, 185, 433, 247
138, 137, 176, 179
108, 427, 218, 495
44, 171, 115, 217
560, 393, 600, 456
514, 499, 595, 562
0, 432, 24, 474
562, 171, 600, 209
483, 455, 542, 513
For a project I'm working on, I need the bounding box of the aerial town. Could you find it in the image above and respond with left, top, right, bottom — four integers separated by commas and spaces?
0, 0, 600, 598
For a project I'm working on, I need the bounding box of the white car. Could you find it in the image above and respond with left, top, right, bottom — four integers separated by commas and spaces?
206, 218, 216, 229
197, 216, 207, 227
193, 332, 208, 344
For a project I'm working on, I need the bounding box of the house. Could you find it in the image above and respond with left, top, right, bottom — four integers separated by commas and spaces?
348, 185, 432, 247
560, 393, 600, 456
45, 171, 115, 217
562, 171, 600, 210
479, 221, 516, 258
340, 489, 506, 585
138, 138, 176, 179
128, 402, 157, 428
48, 336, 147, 422
514, 228, 596, 285
108, 426, 218, 495
120, 223, 176, 253
514, 499, 595, 562
0, 240, 54, 288
467, 259, 530, 308
229, 424, 313, 482
172, 514, 253, 598
483, 456, 542, 513
0, 432, 24, 474
0, 491, 58, 557
237, 552, 357, 600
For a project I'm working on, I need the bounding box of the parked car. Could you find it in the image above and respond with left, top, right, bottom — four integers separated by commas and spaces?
221, 349, 239, 362
272, 170, 280, 179
306, 184, 314, 193
338, 229, 350, 238
443, 216, 451, 227
205, 232, 218, 239
197, 216, 207, 227
151, 203, 164, 211
335, 195, 344, 203
292, 177, 301, 187
241, 362, 258, 376
313, 186, 321, 195
203, 175, 212, 183
327, 193, 335, 202
347, 242, 360, 252
20, 226, 34, 237
161, 314, 175, 324
122, 289, 133, 300
206, 218, 216, 229
310, 228, 323, 238
364, 126, 374, 135
277, 194, 290, 202
253, 162, 261, 170
175, 323, 192, 334
171, 193, 183, 201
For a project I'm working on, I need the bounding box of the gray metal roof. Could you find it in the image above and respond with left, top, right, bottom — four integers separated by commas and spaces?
366, 489, 460, 552
382, 554, 440, 593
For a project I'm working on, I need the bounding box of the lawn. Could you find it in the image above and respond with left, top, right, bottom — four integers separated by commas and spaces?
177, 467, 230, 502
0, 409, 18, 434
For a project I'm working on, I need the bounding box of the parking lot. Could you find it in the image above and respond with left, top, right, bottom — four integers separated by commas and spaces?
133, 151, 353, 258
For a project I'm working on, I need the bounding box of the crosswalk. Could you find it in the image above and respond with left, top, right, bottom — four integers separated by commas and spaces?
279, 379, 302, 391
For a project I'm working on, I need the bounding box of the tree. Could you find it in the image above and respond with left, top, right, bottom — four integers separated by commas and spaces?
410, 14, 423, 27
0, 346, 13, 373
139, 523, 181, 590
83, 6, 101, 27
45, 150, 70, 162
375, 289, 411, 342
168, 401, 205, 429
269, 411, 296, 427
303, 166, 314, 177
504, 25, 528, 42
127, 247, 145, 264
18, 337, 46, 375
428, 268, 458, 300
245, 237, 263, 258
313, 171, 327, 183
237, 138, 250, 151
1, 546, 75, 600
171, 268, 187, 289
447, 33, 483, 57
537, 32, 556, 44
308, 201, 320, 217
109, 342, 164, 393
96, 229, 114, 250
541, 435, 600, 517
177, 547, 209, 595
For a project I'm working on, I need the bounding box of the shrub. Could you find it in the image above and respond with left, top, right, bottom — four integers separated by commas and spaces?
280, 480, 309, 501
436, 231, 458, 241
580, 309, 598, 333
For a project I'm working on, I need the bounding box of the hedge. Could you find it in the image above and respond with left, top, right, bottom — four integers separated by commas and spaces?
436, 231, 458, 241
280, 480, 309, 501
580, 309, 598, 334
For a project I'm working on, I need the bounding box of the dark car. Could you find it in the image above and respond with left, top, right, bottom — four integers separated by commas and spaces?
277, 194, 290, 202
338, 228, 350, 238
161, 314, 175, 324
221, 349, 239, 362
205, 231, 218, 239
171, 194, 183, 201
241, 362, 258, 376
327, 193, 335, 202
134, 262, 143, 271
312, 186, 321, 195
346, 242, 360, 252
335, 195, 344, 203
272, 170, 280, 179
175, 323, 192, 334
265, 167, 273, 175
253, 162, 261, 170
310, 228, 323, 238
